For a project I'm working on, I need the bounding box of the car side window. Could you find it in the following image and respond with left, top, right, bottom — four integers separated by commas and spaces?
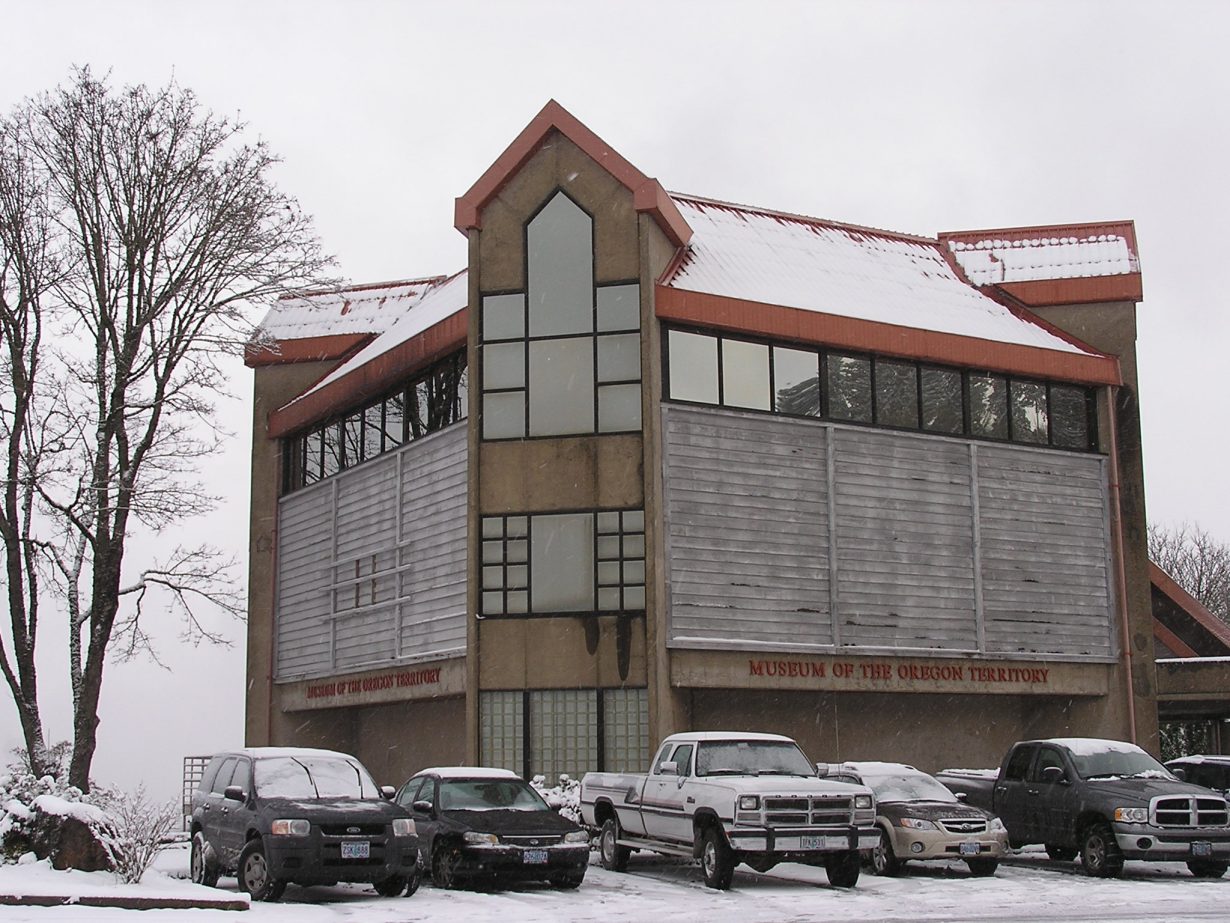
651, 744, 673, 775
210, 757, 238, 794
400, 777, 428, 807
1031, 748, 1065, 783
231, 759, 252, 795
199, 757, 225, 795
1004, 746, 1034, 781
670, 744, 694, 778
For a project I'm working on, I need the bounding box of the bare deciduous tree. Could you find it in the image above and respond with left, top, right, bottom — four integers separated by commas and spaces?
1148, 522, 1230, 623
0, 69, 331, 788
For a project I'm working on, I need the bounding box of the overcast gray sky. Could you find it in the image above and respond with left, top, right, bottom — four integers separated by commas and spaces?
2, 0, 1227, 805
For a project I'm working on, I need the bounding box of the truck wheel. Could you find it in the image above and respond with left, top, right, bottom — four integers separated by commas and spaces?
1045, 843, 1078, 861
966, 858, 999, 877
825, 849, 861, 888
870, 828, 901, 876
1187, 860, 1228, 879
190, 832, 219, 887
599, 816, 631, 872
700, 826, 735, 890
1080, 822, 1123, 878
238, 839, 287, 902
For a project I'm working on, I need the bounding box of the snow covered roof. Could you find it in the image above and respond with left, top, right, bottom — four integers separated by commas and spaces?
661, 731, 796, 743
1032, 738, 1146, 756
942, 223, 1139, 285
413, 767, 521, 780
663, 196, 1095, 356
255, 276, 452, 342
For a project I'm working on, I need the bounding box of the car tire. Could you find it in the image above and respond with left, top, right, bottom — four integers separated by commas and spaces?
1187, 860, 1228, 879
549, 868, 586, 889
405, 858, 423, 896
966, 858, 999, 877
374, 875, 407, 897
700, 825, 735, 890
825, 849, 862, 888
1045, 843, 1078, 862
870, 828, 901, 876
1080, 822, 1124, 878
238, 839, 286, 902
190, 832, 219, 888
599, 816, 631, 872
431, 843, 463, 889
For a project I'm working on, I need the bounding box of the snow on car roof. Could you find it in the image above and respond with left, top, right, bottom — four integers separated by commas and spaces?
837, 761, 923, 776
1167, 755, 1230, 765
661, 731, 796, 743
227, 747, 359, 760
416, 766, 522, 780
1031, 738, 1146, 756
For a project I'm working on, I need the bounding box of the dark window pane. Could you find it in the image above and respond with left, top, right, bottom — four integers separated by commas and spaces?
1051, 384, 1091, 449
921, 367, 963, 434
384, 392, 405, 447
1010, 380, 1048, 444
363, 404, 383, 460
773, 347, 820, 416
321, 423, 342, 477
455, 359, 469, 421
303, 431, 322, 484
667, 330, 719, 404
875, 359, 919, 428
969, 374, 1008, 439
343, 412, 362, 466
826, 354, 872, 422
722, 339, 770, 410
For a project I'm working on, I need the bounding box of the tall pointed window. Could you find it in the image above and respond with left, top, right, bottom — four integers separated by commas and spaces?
480, 191, 641, 439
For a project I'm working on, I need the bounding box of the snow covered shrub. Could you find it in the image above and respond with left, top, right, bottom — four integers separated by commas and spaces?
531, 773, 584, 826
93, 787, 178, 883
0, 752, 95, 863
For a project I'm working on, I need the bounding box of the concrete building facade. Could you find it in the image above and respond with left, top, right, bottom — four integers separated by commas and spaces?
245, 102, 1156, 786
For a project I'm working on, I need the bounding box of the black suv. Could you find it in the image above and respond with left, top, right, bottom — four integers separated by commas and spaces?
189, 747, 421, 901
1167, 756, 1230, 796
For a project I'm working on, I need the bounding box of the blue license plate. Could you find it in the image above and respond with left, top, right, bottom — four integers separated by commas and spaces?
1191, 841, 1212, 858
341, 841, 370, 860
959, 842, 981, 856
523, 849, 549, 864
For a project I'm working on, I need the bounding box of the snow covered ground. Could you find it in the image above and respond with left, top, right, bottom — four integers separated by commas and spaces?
0, 843, 1226, 922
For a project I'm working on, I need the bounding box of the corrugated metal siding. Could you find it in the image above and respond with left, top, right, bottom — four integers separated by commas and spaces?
663, 405, 1114, 659
274, 424, 467, 680
664, 407, 832, 648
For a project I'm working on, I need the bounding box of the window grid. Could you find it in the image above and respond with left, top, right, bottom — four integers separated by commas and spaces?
602, 688, 650, 773
479, 691, 524, 773
665, 326, 1097, 452
530, 690, 598, 782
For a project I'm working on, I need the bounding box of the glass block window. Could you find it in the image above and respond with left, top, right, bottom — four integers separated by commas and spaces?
479, 190, 641, 440
530, 690, 598, 781
603, 688, 650, 773
479, 691, 523, 773
481, 509, 646, 617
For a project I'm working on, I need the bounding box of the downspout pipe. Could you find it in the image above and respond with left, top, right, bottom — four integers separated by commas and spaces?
1106, 384, 1138, 744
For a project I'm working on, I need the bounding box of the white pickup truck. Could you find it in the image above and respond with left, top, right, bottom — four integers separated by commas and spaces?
580, 731, 878, 889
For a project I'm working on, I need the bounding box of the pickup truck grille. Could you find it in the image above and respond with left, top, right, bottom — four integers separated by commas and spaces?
1152, 795, 1229, 828
762, 796, 853, 827
938, 818, 987, 835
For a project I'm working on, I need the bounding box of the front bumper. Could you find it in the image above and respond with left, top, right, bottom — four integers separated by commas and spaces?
265, 834, 420, 886
1112, 823, 1230, 862
884, 826, 1009, 862
725, 824, 880, 857
451, 843, 590, 880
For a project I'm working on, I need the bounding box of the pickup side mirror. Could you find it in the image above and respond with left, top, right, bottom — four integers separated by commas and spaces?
658, 761, 679, 777
815, 762, 830, 777
1171, 767, 1187, 782
1040, 765, 1068, 785
223, 785, 246, 803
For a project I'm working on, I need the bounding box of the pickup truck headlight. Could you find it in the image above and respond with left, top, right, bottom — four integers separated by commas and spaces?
988, 817, 1007, 833
392, 818, 417, 838
1114, 807, 1149, 824
463, 832, 500, 846
563, 830, 591, 844
898, 817, 937, 831
738, 795, 760, 811
854, 795, 874, 810
271, 819, 311, 836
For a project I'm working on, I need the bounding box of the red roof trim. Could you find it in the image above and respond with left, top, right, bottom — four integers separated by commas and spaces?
656, 287, 1122, 386
267, 311, 468, 438
455, 100, 691, 248
1150, 561, 1230, 648
997, 274, 1144, 307
1153, 620, 1199, 659
244, 333, 373, 368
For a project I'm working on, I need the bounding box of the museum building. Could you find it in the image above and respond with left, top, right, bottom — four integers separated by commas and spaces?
244, 101, 1157, 786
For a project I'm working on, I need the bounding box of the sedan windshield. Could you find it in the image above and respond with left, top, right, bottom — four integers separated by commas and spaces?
1072, 747, 1174, 781
254, 756, 380, 799
863, 772, 957, 804
695, 740, 815, 777
439, 779, 550, 812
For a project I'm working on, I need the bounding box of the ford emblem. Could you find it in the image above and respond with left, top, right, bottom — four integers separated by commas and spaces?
530, 839, 539, 846
347, 826, 360, 834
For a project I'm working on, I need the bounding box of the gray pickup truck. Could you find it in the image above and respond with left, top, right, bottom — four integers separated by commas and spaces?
936, 737, 1230, 878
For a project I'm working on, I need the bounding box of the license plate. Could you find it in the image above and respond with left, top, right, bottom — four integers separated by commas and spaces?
523, 849, 549, 865
800, 836, 825, 850
1191, 841, 1212, 858
959, 842, 981, 856
341, 841, 370, 860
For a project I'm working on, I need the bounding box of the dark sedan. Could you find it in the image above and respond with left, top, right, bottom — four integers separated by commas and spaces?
396, 767, 590, 889
830, 761, 1008, 877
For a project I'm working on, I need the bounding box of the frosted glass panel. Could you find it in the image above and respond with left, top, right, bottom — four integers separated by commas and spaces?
597, 333, 640, 382
528, 338, 594, 436
531, 513, 594, 612
483, 343, 525, 390
527, 193, 593, 337
596, 283, 640, 332
598, 384, 641, 432
483, 391, 525, 439
722, 339, 770, 410
482, 293, 526, 341
668, 330, 719, 404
